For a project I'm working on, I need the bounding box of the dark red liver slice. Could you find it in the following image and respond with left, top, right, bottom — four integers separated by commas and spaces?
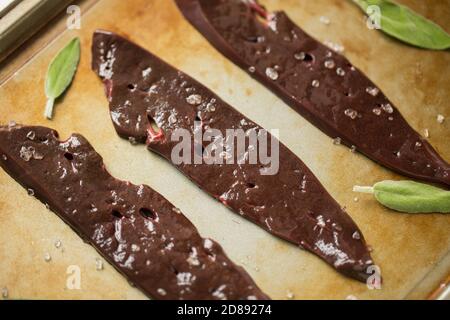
92, 30, 374, 282
0, 124, 269, 300
174, 0, 450, 187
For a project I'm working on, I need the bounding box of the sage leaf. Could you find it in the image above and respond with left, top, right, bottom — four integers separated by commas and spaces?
352, 0, 450, 50
353, 180, 450, 213
44, 37, 81, 119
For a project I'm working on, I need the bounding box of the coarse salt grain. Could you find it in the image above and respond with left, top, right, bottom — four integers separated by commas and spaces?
265, 67, 279, 80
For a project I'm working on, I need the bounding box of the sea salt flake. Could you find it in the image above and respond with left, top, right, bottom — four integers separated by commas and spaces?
204, 239, 213, 250
381, 103, 393, 114
19, 146, 34, 161
1, 287, 8, 299
268, 16, 277, 32
352, 231, 361, 240
319, 16, 330, 25
437, 114, 445, 124
177, 272, 194, 286
128, 137, 138, 145
206, 105, 216, 112
324, 59, 335, 69
312, 80, 320, 88
187, 247, 200, 266
372, 108, 382, 116
206, 99, 217, 112
212, 284, 227, 300
316, 215, 326, 228
265, 67, 279, 80
168, 114, 177, 125
366, 87, 379, 96
157, 288, 167, 296
19, 144, 44, 160
142, 67, 152, 78
294, 52, 306, 60
186, 94, 202, 105
248, 66, 256, 73
333, 137, 342, 145
336, 67, 346, 76
26, 131, 36, 140
44, 252, 52, 262
344, 108, 358, 119
54, 240, 62, 249
96, 258, 104, 271
300, 176, 307, 192
324, 40, 345, 53
286, 290, 295, 299
148, 84, 158, 94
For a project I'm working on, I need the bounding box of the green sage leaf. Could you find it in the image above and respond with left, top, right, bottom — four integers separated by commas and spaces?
352, 0, 450, 50
44, 37, 81, 119
354, 180, 450, 213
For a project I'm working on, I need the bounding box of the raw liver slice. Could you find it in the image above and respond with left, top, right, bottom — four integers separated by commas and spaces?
92, 30, 374, 282
175, 0, 450, 187
0, 124, 269, 300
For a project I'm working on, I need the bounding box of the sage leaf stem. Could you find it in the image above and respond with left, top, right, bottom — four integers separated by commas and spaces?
44, 98, 55, 120
353, 186, 375, 194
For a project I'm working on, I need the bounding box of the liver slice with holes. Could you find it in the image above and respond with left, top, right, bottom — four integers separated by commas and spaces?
92, 30, 374, 282
174, 0, 450, 187
0, 124, 269, 300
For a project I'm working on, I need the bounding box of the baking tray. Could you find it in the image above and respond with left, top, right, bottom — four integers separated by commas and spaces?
0, 0, 75, 62
0, 0, 449, 299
